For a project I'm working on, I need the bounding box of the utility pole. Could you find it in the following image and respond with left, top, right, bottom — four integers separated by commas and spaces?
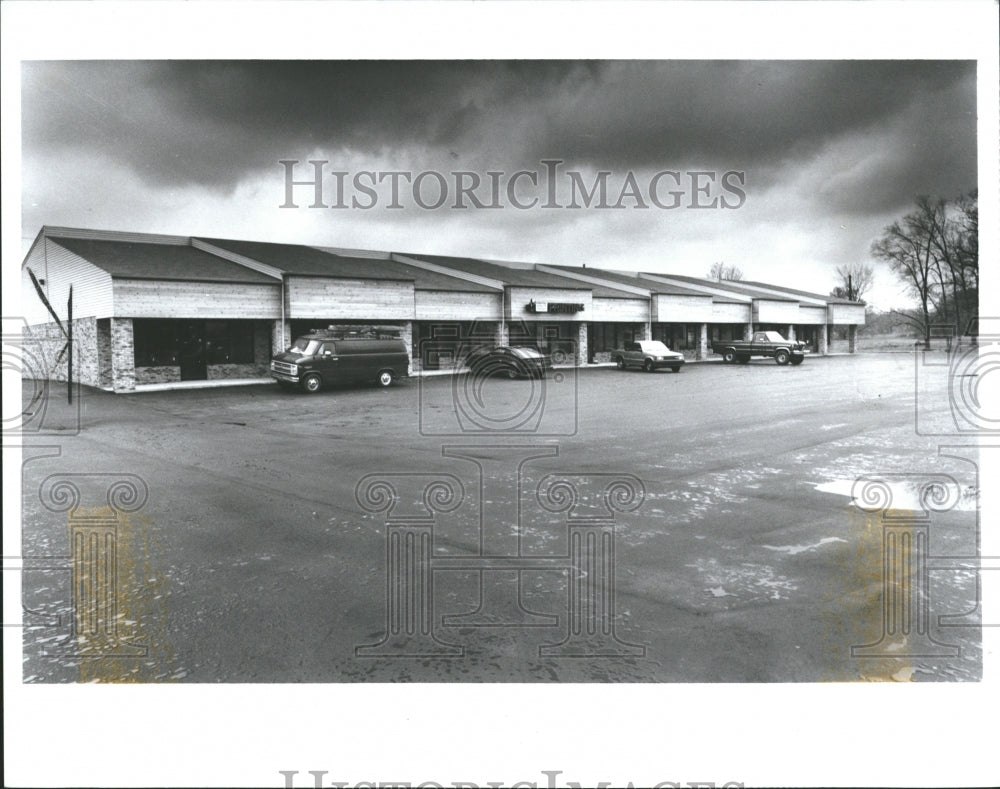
67, 285, 73, 405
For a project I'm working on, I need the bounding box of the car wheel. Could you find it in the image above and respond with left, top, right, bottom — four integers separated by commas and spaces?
616, 357, 626, 370
643, 359, 654, 372
301, 373, 322, 393
505, 366, 519, 380
723, 350, 737, 364
670, 365, 681, 373
377, 369, 394, 387
775, 350, 790, 365
737, 355, 750, 364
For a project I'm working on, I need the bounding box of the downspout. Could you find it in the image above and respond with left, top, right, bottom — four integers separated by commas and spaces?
281, 274, 287, 349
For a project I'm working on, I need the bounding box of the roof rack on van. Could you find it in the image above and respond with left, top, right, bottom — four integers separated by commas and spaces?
309, 324, 403, 339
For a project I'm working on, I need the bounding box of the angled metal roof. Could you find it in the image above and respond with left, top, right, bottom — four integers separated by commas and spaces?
650, 273, 799, 302
49, 237, 278, 284
547, 265, 713, 297
197, 238, 410, 281
740, 280, 860, 305
370, 255, 499, 293
198, 238, 499, 292
406, 254, 592, 291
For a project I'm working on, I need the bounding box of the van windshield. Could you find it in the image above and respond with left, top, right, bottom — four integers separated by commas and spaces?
288, 339, 320, 356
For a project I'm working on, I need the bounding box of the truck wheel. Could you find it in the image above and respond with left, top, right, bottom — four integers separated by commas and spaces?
616, 357, 626, 370
643, 359, 654, 372
790, 357, 804, 366
737, 355, 750, 364
775, 350, 790, 365
301, 373, 322, 393
377, 369, 395, 387
723, 350, 737, 364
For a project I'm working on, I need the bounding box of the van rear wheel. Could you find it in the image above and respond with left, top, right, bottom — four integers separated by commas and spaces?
301, 373, 322, 393
377, 370, 394, 387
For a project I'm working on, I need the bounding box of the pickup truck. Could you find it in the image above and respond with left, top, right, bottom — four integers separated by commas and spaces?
613, 340, 685, 372
712, 331, 806, 365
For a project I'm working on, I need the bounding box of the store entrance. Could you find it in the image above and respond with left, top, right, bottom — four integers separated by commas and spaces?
178, 320, 207, 380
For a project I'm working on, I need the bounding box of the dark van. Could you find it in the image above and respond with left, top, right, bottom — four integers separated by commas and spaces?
270, 326, 409, 393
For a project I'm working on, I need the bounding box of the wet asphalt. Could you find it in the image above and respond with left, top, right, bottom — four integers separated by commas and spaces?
19, 352, 982, 682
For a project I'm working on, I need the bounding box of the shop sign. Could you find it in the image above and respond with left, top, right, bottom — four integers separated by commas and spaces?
526, 300, 584, 314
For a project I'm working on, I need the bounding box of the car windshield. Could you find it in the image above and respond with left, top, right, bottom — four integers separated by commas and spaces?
287, 339, 320, 356
637, 341, 672, 354
761, 331, 786, 342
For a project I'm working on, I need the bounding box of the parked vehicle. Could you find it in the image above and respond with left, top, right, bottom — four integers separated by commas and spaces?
270, 325, 409, 392
612, 340, 685, 372
712, 331, 806, 365
465, 346, 549, 379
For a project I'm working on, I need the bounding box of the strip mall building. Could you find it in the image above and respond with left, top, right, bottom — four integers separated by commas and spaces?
20, 226, 866, 392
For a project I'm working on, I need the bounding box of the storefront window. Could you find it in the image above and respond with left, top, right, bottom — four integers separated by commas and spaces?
653, 323, 688, 349
133, 319, 255, 367
133, 319, 179, 366
205, 320, 254, 364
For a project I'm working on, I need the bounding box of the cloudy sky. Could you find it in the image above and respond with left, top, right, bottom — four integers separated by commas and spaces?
21, 59, 976, 309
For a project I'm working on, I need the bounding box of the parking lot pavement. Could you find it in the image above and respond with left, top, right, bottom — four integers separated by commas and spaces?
19, 353, 981, 682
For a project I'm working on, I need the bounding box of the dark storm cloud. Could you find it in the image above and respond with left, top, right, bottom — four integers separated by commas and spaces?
22, 60, 590, 187
22, 59, 975, 213
531, 61, 973, 163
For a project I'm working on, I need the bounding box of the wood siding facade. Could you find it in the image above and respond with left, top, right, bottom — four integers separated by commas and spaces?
21, 239, 114, 324
114, 279, 281, 319
415, 290, 501, 321
829, 304, 866, 325
287, 277, 414, 320
754, 299, 802, 324
652, 293, 715, 323
506, 287, 592, 322
590, 297, 649, 323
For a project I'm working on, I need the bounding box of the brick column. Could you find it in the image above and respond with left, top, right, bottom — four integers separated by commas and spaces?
96, 319, 113, 389
575, 322, 588, 366
819, 323, 829, 355
110, 318, 135, 393
399, 321, 413, 375
636, 322, 651, 341
271, 319, 291, 355
696, 323, 709, 360
787, 324, 796, 341
849, 325, 858, 353
745, 321, 754, 341
497, 321, 510, 346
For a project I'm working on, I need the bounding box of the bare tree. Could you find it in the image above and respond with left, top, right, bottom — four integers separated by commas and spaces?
871, 192, 978, 346
830, 262, 874, 303
707, 262, 743, 281
871, 213, 937, 348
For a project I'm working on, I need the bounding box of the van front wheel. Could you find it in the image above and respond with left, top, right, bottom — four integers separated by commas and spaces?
378, 370, 394, 387
301, 373, 322, 393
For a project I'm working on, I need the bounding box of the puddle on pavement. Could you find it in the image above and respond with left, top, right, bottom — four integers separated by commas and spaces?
814, 478, 978, 511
